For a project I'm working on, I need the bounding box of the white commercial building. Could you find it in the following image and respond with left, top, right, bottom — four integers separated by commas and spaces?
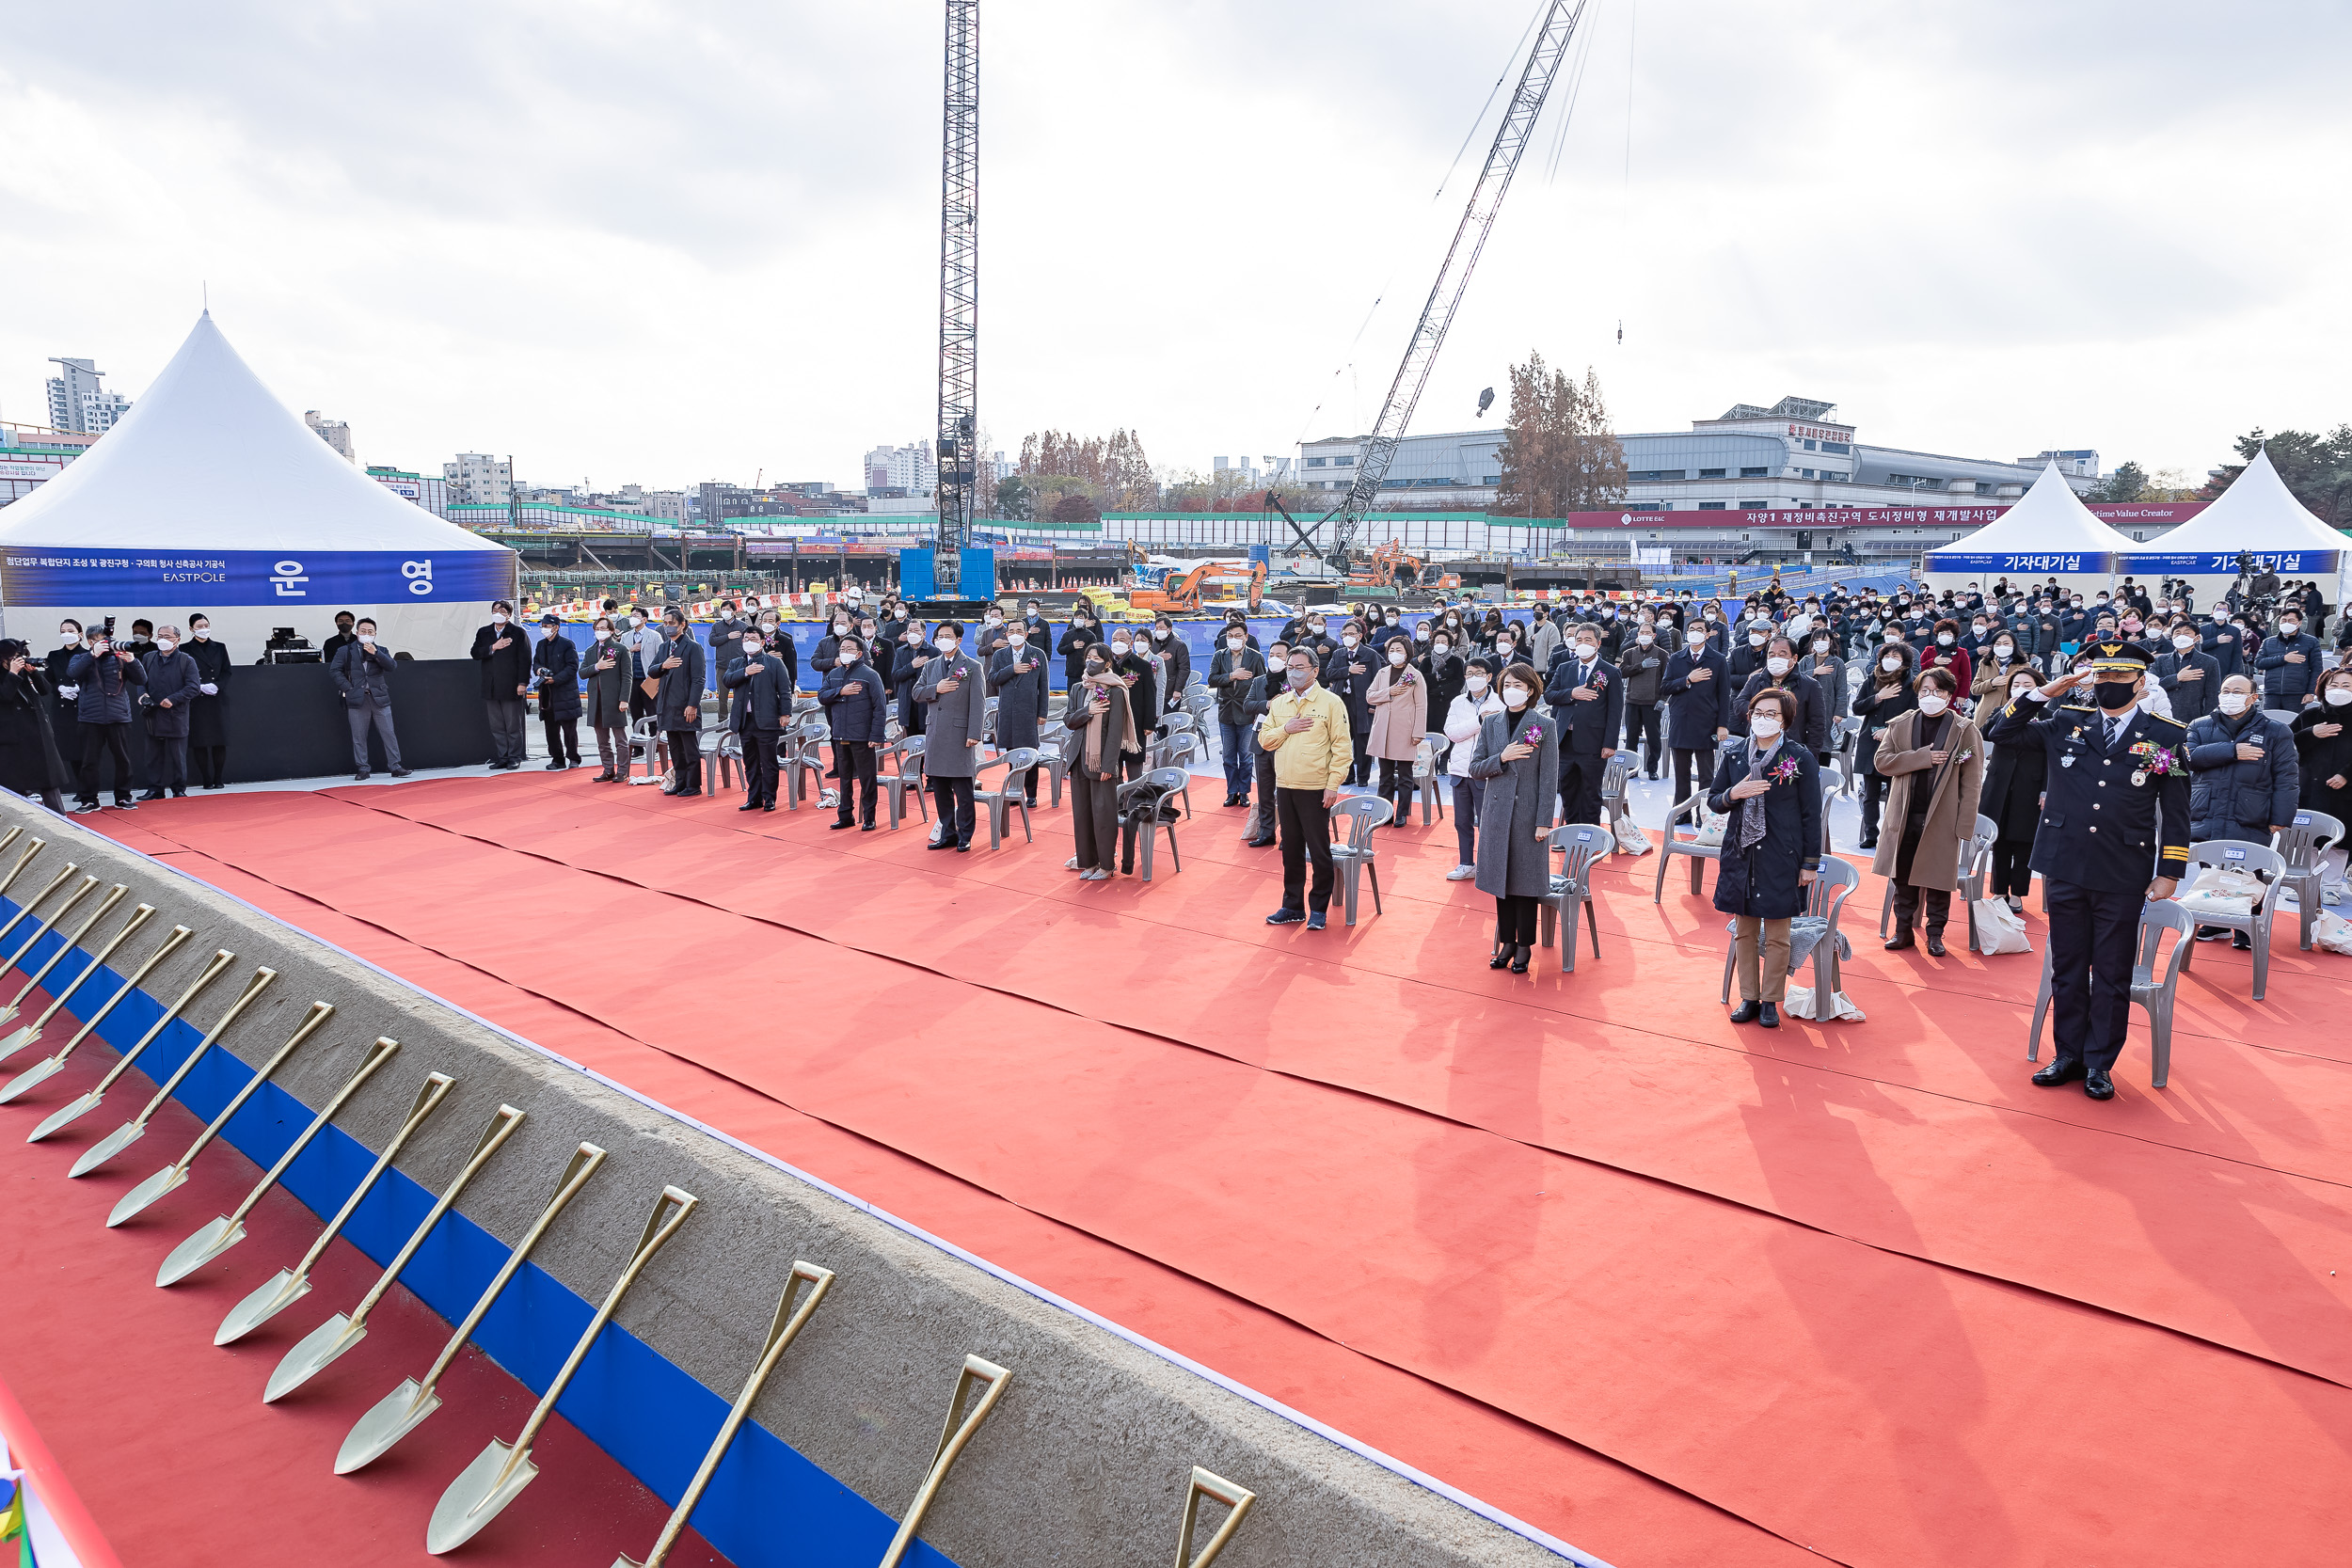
44, 358, 132, 435
305, 409, 355, 463
442, 451, 514, 506
864, 439, 937, 496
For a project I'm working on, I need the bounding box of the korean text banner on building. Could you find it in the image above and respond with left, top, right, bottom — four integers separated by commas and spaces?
0, 548, 518, 607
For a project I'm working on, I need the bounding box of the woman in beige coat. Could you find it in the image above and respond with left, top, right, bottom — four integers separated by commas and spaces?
1364, 641, 1428, 827
1869, 665, 1985, 955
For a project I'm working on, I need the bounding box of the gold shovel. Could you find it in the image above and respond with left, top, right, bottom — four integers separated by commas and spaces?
265, 1103, 528, 1401
612, 1260, 835, 1568
335, 1142, 606, 1474
104, 995, 325, 1216
0, 830, 42, 903
72, 969, 280, 1179
0, 897, 150, 1064
1, 923, 191, 1103
214, 1069, 456, 1344
30, 948, 234, 1143
877, 1355, 1014, 1568
0, 859, 79, 968
425, 1184, 699, 1555
153, 1035, 400, 1286
0, 874, 103, 1020
1171, 1467, 1259, 1568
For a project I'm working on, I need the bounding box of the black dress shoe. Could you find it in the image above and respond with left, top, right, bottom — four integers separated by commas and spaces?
1884, 932, 1915, 951
137, 791, 166, 801
1758, 1001, 1780, 1028
1489, 943, 1512, 970
740, 801, 764, 812
354, 771, 371, 782
2083, 1068, 2115, 1101
1858, 833, 1878, 849
1507, 943, 1529, 974
2031, 1058, 2088, 1087
1924, 931, 1947, 958
829, 818, 856, 829
1242, 837, 1276, 847
927, 838, 960, 851
389, 767, 411, 777
545, 758, 566, 770
1729, 1000, 1762, 1024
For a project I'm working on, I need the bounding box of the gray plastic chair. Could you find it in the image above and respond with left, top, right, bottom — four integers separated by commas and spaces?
1152, 731, 1199, 817
625, 716, 666, 786
2028, 900, 2194, 1087
1538, 823, 1612, 973
2173, 838, 2287, 1000
782, 721, 831, 810
713, 731, 743, 794
1597, 752, 1634, 844
1035, 722, 1072, 807
2276, 809, 2346, 950
1161, 711, 1197, 736
2264, 708, 2305, 730
1115, 766, 1189, 881
1407, 731, 1452, 826
1878, 812, 1996, 942
1655, 790, 1723, 902
973, 747, 1041, 849
1327, 795, 1393, 925
1718, 857, 1860, 1006
878, 736, 929, 830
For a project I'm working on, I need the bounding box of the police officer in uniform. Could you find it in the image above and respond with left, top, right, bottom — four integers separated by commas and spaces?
1986, 641, 2189, 1100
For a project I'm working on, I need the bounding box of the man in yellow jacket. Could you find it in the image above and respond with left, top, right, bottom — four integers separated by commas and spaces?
1258, 644, 1356, 929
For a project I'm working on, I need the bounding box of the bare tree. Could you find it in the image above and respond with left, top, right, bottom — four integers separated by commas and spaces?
1494, 352, 1625, 516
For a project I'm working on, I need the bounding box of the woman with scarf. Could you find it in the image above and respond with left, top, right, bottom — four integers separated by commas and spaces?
1869, 666, 1985, 955
1062, 646, 1136, 880
1853, 637, 1919, 849
1106, 627, 1158, 778
1467, 662, 1558, 974
1709, 687, 1822, 1027
0, 640, 72, 810
1969, 626, 2040, 710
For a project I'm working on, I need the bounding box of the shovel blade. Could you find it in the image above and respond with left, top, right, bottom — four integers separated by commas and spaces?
156, 1214, 244, 1286
0, 1053, 65, 1104
426, 1437, 538, 1555
336, 1378, 442, 1474
264, 1312, 363, 1402
105, 1160, 183, 1222
215, 1267, 310, 1345
29, 1089, 100, 1143
0, 1023, 39, 1063
73, 1118, 144, 1177
0, 1002, 23, 1027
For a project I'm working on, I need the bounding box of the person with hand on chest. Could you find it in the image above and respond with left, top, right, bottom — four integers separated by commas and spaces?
580, 616, 640, 781
2183, 674, 2299, 947
914, 621, 990, 851
1709, 688, 1822, 1028
987, 617, 1050, 807
649, 608, 706, 797
1986, 641, 2189, 1101
1542, 625, 1623, 824
1207, 624, 1266, 810
471, 599, 535, 770
2294, 668, 2352, 824
1322, 621, 1377, 786
1616, 620, 1669, 780
725, 620, 793, 814
1869, 667, 1985, 956
531, 613, 583, 770
1258, 646, 1355, 930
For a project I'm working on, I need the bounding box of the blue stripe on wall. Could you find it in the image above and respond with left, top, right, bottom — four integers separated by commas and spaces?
0, 895, 954, 1568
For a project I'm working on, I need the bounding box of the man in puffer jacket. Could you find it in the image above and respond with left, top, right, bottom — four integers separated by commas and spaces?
2183, 673, 2299, 948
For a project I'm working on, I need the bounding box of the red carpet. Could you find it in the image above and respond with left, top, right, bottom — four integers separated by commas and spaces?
50, 773, 2352, 1567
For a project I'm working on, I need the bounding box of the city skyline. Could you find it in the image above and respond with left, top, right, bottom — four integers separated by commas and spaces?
2, 1, 2344, 497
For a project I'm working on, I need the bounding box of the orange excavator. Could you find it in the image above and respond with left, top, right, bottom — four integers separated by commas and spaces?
1130, 560, 1266, 614
1349, 542, 1459, 592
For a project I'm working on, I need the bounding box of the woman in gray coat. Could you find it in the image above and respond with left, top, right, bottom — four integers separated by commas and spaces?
1468, 663, 1559, 974
580, 617, 640, 782
914, 621, 991, 850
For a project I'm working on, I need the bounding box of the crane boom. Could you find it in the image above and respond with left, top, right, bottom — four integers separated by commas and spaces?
1327, 0, 1592, 571
933, 0, 980, 592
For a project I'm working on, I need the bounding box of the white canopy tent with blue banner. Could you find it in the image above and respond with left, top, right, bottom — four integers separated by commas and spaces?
2116, 447, 2347, 604
1920, 462, 2137, 598
0, 312, 517, 659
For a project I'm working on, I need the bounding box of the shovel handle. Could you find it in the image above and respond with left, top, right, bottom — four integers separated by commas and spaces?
9, 885, 129, 1009
168, 999, 334, 1170
350, 1103, 526, 1327
1174, 1467, 1259, 1568
29, 901, 153, 1029
133, 969, 283, 1129
0, 859, 72, 954
419, 1142, 607, 1395
90, 948, 233, 1095
289, 1069, 453, 1277
878, 1355, 1013, 1568
56, 923, 189, 1058
0, 832, 41, 902
1, 872, 95, 980
224, 1037, 400, 1227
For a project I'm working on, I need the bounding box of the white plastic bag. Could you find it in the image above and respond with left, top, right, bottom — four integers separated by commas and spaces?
1785, 984, 1867, 1022
1692, 809, 1726, 848
1971, 896, 2033, 955
1613, 815, 1654, 856
2312, 911, 2352, 957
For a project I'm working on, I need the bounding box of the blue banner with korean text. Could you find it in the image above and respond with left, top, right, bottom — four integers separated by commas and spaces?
0, 547, 518, 607
2119, 550, 2341, 575
1924, 551, 2115, 574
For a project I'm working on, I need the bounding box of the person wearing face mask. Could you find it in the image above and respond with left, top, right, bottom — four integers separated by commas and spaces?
125, 624, 199, 800
1420, 626, 1465, 721
1733, 636, 1826, 757
1104, 629, 1159, 774
1062, 646, 1136, 879
66, 624, 146, 811
1150, 617, 1190, 713
1467, 665, 1557, 972
0, 640, 70, 811
766, 611, 801, 693
1920, 618, 1973, 700
817, 633, 888, 828
1801, 628, 1850, 757
707, 599, 748, 724
726, 620, 792, 813
180, 612, 232, 788
1322, 622, 1377, 788
1867, 667, 1984, 955
1661, 621, 1733, 807
1852, 641, 1919, 849
528, 613, 583, 771
1057, 606, 1103, 692
1727, 622, 1771, 689
1708, 688, 1821, 1026
1364, 636, 1427, 825
890, 619, 933, 737
1988, 641, 2189, 1099
1240, 641, 1287, 847
2150, 620, 2221, 723
2292, 668, 2352, 824
45, 619, 87, 780
470, 600, 535, 770
1440, 659, 1506, 879
987, 619, 1049, 806
1527, 608, 1563, 670
328, 617, 407, 783
914, 622, 990, 849
321, 610, 360, 668
1258, 646, 1354, 930
1613, 620, 1668, 780
1207, 625, 1266, 810
617, 608, 662, 722
1970, 627, 2037, 707
2255, 609, 2323, 709
1543, 627, 1622, 825
2182, 675, 2298, 947
581, 616, 641, 781
646, 609, 707, 796
1982, 669, 2050, 915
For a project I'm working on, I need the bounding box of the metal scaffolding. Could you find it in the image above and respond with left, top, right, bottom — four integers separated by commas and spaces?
933, 0, 980, 591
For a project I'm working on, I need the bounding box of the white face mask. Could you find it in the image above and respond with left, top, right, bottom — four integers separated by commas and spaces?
594, 627, 612, 641
1882, 656, 1904, 672
1917, 691, 1950, 715
1636, 632, 1655, 645
1994, 641, 2015, 657
1748, 631, 1767, 646
1153, 627, 1170, 641
2172, 634, 2197, 651
358, 629, 375, 644
1750, 715, 1784, 739
2281, 623, 2301, 636
1342, 635, 1359, 649
2011, 682, 2037, 701
1228, 637, 1245, 650
1810, 638, 1830, 653
2217, 691, 2250, 715
493, 613, 508, 626
1008, 632, 1026, 645
1388, 649, 1407, 665
1972, 626, 1989, 638
157, 638, 177, 652
1502, 685, 1532, 710
1686, 630, 1708, 646
1111, 641, 1132, 657
1431, 641, 1449, 657
2328, 689, 2352, 707
1765, 656, 1790, 676
1936, 632, 1955, 645
985, 613, 1003, 626
192, 627, 210, 641
1578, 643, 1598, 661
936, 637, 958, 653
1466, 673, 1490, 693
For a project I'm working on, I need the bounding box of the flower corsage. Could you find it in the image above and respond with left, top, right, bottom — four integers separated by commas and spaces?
2126, 739, 2182, 788
1768, 754, 1804, 784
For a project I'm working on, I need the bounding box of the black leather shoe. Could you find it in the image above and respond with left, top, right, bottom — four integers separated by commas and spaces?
2083, 1068, 2116, 1101
1884, 932, 1915, 951
1489, 943, 1512, 970
1858, 834, 1877, 849
1729, 1000, 1762, 1024
740, 802, 764, 812
2031, 1058, 2088, 1087
389, 767, 411, 777
927, 838, 960, 851
1507, 942, 1529, 974
545, 759, 566, 770
354, 771, 370, 782
1758, 1001, 1780, 1028
829, 818, 856, 829
1242, 837, 1276, 847
1925, 931, 1947, 958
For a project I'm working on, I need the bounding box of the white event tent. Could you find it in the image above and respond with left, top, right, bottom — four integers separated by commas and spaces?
1921, 462, 2136, 597
0, 313, 516, 659
2117, 448, 2346, 600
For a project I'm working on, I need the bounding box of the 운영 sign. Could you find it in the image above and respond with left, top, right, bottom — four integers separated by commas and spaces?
0, 548, 518, 607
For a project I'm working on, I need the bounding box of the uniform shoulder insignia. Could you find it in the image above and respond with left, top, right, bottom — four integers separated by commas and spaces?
2147, 713, 2187, 729
2058, 703, 2096, 714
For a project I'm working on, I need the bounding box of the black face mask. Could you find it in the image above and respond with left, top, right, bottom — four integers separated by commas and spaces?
2094, 679, 2138, 711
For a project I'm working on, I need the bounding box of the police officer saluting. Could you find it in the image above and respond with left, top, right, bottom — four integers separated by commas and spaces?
1986, 641, 2189, 1100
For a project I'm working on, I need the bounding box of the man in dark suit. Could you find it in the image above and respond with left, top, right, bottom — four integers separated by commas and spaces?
818, 633, 888, 829
1986, 641, 2188, 1101
1543, 623, 1623, 824
328, 617, 408, 782
726, 621, 793, 811
470, 599, 534, 769
649, 608, 705, 797
1322, 623, 1377, 786
2153, 621, 2222, 723
1661, 623, 1733, 807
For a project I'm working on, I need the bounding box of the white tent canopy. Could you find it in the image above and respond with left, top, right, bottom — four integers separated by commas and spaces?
2118, 448, 2345, 579
1921, 462, 2135, 592
0, 313, 515, 657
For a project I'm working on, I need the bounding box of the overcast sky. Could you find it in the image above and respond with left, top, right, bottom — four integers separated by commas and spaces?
3, 0, 2344, 493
